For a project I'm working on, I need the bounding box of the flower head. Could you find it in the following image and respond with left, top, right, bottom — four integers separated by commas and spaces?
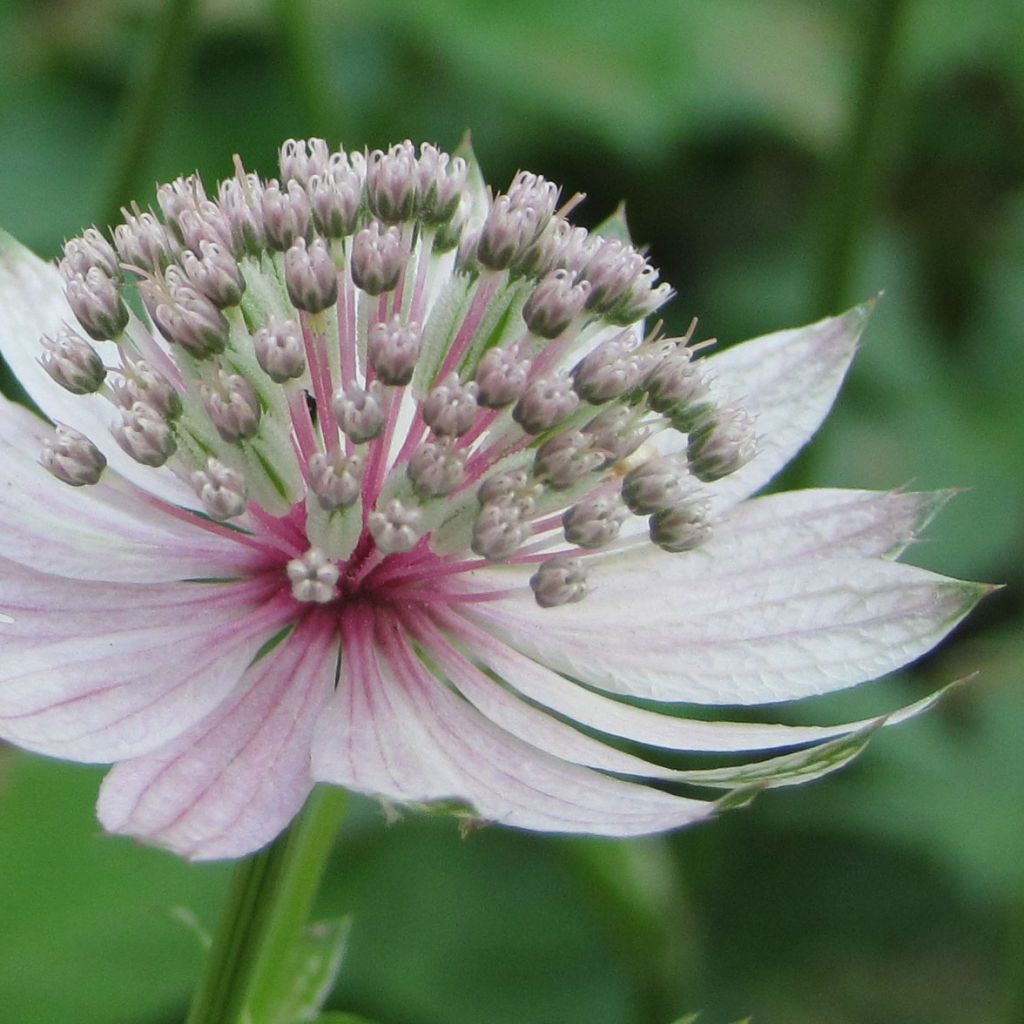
0, 139, 986, 860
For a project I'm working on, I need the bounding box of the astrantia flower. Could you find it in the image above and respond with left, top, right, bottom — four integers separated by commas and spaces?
0, 139, 985, 860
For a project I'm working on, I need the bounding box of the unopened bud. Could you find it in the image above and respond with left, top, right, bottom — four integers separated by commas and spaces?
261, 179, 312, 251
113, 210, 174, 274
522, 268, 590, 339
407, 439, 466, 497
144, 278, 229, 358
65, 268, 129, 341
368, 316, 422, 386
332, 380, 386, 443
533, 431, 602, 489
308, 164, 362, 239
368, 498, 422, 553
39, 327, 106, 394
308, 449, 364, 510
471, 501, 532, 560
477, 467, 531, 507
474, 344, 531, 408
40, 425, 107, 486
582, 406, 648, 464
572, 329, 645, 403
645, 348, 712, 428
253, 319, 306, 382
201, 370, 262, 442
112, 361, 181, 419
350, 222, 406, 295
512, 371, 579, 434
366, 141, 419, 222
61, 229, 119, 280
529, 555, 588, 608
687, 406, 757, 483
285, 237, 338, 313
191, 457, 247, 520
287, 546, 340, 603
621, 456, 688, 515
218, 175, 266, 256
562, 494, 627, 549
649, 501, 712, 553
416, 144, 467, 224
180, 241, 246, 308
279, 138, 331, 186
422, 372, 478, 437
113, 401, 176, 467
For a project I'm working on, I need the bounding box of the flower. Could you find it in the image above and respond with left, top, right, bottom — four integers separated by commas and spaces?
0, 139, 985, 861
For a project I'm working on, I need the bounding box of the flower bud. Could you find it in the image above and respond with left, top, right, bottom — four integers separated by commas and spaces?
113, 401, 176, 467
285, 237, 338, 313
563, 494, 627, 549
471, 501, 531, 560
261, 179, 312, 251
332, 380, 386, 443
39, 327, 106, 394
253, 319, 306, 383
368, 498, 422, 553
366, 141, 419, 223
407, 440, 466, 497
529, 555, 588, 608
350, 222, 406, 295
287, 546, 340, 603
687, 406, 757, 483
65, 268, 129, 341
201, 370, 262, 442
368, 316, 422, 386
279, 138, 331, 186
522, 269, 590, 339
512, 372, 579, 434
180, 241, 246, 308
112, 361, 181, 419
61, 228, 119, 280
422, 372, 478, 437
474, 344, 530, 408
308, 449, 364, 510
533, 431, 602, 490
191, 457, 247, 520
40, 425, 107, 486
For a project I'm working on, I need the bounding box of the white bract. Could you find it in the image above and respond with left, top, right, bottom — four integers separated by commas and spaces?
0, 139, 986, 861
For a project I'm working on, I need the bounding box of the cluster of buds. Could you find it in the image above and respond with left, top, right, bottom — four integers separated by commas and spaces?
41, 138, 757, 607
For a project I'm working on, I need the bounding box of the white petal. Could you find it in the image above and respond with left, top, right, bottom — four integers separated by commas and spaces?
464, 555, 986, 704
422, 605, 953, 753
0, 397, 254, 581
97, 621, 337, 861
0, 565, 291, 760
0, 229, 194, 506
311, 608, 712, 835
698, 302, 871, 514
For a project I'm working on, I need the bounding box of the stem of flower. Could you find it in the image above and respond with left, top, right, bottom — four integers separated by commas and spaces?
184, 785, 348, 1024
812, 0, 908, 314
99, 0, 202, 230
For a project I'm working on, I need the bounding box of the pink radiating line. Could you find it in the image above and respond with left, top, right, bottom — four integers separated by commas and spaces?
434, 274, 500, 384
300, 312, 338, 445
288, 388, 318, 470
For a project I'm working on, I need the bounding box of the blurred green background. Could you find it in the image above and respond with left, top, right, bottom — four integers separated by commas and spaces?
1, 0, 1022, 1021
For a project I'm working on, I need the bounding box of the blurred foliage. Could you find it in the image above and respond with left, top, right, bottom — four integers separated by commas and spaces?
0, 0, 1022, 1022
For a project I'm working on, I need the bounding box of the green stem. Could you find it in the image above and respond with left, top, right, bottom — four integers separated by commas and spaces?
99, 0, 202, 229
812, 0, 908, 314
184, 786, 348, 1024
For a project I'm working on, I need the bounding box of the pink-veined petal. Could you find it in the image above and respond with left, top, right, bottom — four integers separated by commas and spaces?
0, 565, 292, 760
311, 606, 712, 835
463, 555, 986, 704
0, 396, 256, 581
0, 228, 195, 506
418, 605, 952, 754
97, 618, 337, 861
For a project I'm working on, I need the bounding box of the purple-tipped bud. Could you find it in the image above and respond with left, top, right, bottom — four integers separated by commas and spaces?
218, 175, 266, 256
477, 467, 532, 508
649, 500, 712, 553
407, 439, 466, 497
471, 501, 532, 561
687, 406, 757, 483
368, 498, 422, 553
287, 547, 340, 603
253, 319, 306, 382
178, 200, 232, 254
477, 196, 544, 271
552, 222, 598, 275
512, 371, 579, 434
416, 144, 467, 224
201, 370, 262, 442
284, 237, 338, 313
422, 372, 478, 437
529, 555, 588, 608
143, 278, 229, 358
279, 138, 331, 186
366, 141, 419, 223
180, 241, 246, 308
455, 226, 482, 275
533, 431, 603, 490
332, 380, 386, 443
563, 494, 627, 549
621, 456, 688, 515
190, 457, 247, 520
572, 329, 645, 403
581, 239, 673, 324
474, 343, 531, 408
60, 228, 120, 280
368, 316, 422, 386
522, 269, 590, 339
40, 425, 107, 486
350, 222, 406, 295
156, 176, 207, 238
308, 165, 362, 239
113, 210, 175, 274
308, 449, 364, 510
65, 267, 129, 341
112, 361, 181, 419
261, 179, 312, 252
113, 400, 176, 467
645, 348, 711, 427
582, 405, 648, 464
39, 327, 106, 394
